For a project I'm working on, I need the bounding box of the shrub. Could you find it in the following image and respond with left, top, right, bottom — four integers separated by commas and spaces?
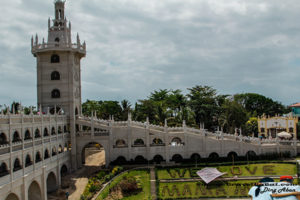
119, 175, 141, 196
97, 171, 106, 180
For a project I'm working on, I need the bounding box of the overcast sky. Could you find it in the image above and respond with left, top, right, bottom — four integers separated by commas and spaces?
1, 0, 300, 107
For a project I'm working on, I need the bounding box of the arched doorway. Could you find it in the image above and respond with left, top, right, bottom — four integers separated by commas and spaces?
60, 164, 68, 177
153, 155, 164, 164
190, 153, 201, 162
246, 151, 257, 160
47, 172, 57, 193
113, 156, 127, 165
81, 142, 105, 166
208, 152, 219, 162
134, 155, 147, 164
227, 151, 238, 161
28, 181, 42, 200
5, 193, 19, 200
171, 154, 183, 163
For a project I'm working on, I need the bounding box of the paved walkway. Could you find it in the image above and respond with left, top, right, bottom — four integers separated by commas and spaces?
150, 167, 157, 200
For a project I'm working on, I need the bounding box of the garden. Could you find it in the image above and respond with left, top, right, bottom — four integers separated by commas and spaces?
84, 162, 298, 199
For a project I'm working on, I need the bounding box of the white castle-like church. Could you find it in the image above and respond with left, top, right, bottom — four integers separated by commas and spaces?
0, 1, 299, 200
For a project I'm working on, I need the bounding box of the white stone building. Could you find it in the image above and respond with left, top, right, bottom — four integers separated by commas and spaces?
0, 1, 299, 200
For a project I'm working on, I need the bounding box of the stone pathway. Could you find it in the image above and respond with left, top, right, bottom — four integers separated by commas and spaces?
150, 167, 157, 200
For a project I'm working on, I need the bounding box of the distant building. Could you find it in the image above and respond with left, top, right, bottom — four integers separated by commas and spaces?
289, 103, 300, 117
258, 115, 298, 138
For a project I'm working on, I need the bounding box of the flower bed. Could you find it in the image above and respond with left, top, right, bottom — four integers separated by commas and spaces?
80, 166, 123, 200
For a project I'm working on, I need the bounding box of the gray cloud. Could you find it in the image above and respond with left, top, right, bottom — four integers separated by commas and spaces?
1, 0, 300, 107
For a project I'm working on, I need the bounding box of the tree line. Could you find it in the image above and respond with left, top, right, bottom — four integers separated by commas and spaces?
81, 85, 290, 136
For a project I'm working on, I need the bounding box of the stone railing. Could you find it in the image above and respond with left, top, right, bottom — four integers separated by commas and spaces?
0, 151, 70, 187
31, 42, 86, 54
0, 112, 67, 124
0, 132, 70, 155
76, 116, 290, 145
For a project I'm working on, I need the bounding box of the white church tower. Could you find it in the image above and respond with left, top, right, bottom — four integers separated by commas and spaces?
31, 0, 86, 169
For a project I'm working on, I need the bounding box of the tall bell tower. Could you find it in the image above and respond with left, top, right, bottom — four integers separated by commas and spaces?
31, 0, 86, 169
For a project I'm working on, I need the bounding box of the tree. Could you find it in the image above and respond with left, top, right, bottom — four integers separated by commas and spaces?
120, 99, 131, 120
245, 117, 258, 136
187, 85, 218, 130
218, 99, 248, 134
234, 93, 289, 117
82, 100, 122, 120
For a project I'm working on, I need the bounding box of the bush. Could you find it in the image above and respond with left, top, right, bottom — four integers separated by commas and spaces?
97, 171, 107, 180
119, 175, 141, 196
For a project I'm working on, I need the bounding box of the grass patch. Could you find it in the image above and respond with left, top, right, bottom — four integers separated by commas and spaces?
157, 163, 297, 179
158, 179, 298, 199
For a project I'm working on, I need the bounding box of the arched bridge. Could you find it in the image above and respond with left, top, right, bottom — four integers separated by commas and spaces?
75, 115, 299, 167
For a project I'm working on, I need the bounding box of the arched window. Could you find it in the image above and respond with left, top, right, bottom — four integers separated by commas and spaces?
64, 125, 67, 133
58, 145, 63, 153
25, 154, 32, 167
51, 127, 56, 135
0, 132, 8, 145
12, 131, 21, 143
51, 71, 60, 80
58, 126, 62, 134
44, 128, 49, 136
133, 138, 145, 146
115, 139, 126, 147
35, 129, 41, 138
52, 147, 57, 156
0, 162, 8, 177
35, 152, 42, 163
152, 138, 163, 145
24, 130, 31, 140
171, 137, 183, 146
44, 149, 50, 159
13, 158, 22, 172
55, 37, 60, 43
51, 89, 60, 98
51, 54, 60, 63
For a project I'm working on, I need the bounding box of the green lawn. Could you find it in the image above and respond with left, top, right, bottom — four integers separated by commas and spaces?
96, 169, 151, 200
157, 163, 297, 179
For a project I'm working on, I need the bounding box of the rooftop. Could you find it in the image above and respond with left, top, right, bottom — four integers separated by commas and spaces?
289, 103, 300, 107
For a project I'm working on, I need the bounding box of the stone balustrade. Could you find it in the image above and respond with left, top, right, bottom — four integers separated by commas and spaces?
31, 42, 86, 54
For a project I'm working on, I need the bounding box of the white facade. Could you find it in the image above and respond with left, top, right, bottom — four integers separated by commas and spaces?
0, 1, 299, 200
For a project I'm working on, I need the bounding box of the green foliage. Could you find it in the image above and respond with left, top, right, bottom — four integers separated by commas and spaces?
244, 117, 258, 136
82, 86, 289, 134
81, 167, 124, 200
96, 169, 151, 200
187, 85, 219, 129
234, 93, 289, 117
133, 89, 194, 126
82, 99, 131, 120
218, 99, 248, 134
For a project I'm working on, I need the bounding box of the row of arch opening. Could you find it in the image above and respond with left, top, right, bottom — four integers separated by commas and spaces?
0, 144, 70, 177
111, 151, 257, 165
114, 137, 183, 147
4, 165, 68, 200
0, 126, 67, 145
